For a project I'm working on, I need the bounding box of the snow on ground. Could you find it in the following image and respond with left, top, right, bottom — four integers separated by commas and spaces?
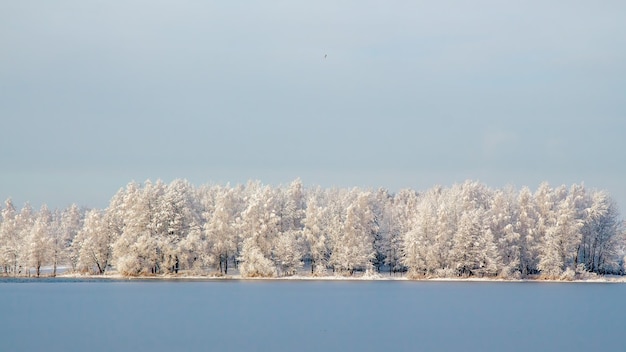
51, 270, 626, 283
24, 263, 626, 283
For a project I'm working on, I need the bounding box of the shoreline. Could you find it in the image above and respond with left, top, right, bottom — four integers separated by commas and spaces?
6, 272, 625, 283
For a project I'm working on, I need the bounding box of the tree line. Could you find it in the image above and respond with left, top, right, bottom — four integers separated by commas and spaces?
1, 179, 624, 279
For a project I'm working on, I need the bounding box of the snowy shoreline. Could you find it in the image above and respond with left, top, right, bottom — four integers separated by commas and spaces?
42, 272, 626, 283
12, 265, 626, 283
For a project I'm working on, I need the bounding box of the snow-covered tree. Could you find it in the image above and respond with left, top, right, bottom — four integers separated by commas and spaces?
478, 228, 501, 277
75, 210, 114, 274
450, 208, 499, 277
429, 186, 459, 274
13, 203, 34, 276
370, 188, 391, 273
1, 199, 18, 275
516, 187, 539, 276
111, 182, 159, 275
532, 183, 561, 277
403, 190, 436, 277
27, 205, 52, 277
238, 237, 276, 277
61, 204, 85, 272
278, 178, 305, 234
330, 191, 375, 275
157, 179, 202, 273
302, 188, 330, 275
386, 189, 417, 274
273, 229, 303, 276
270, 179, 306, 276
578, 190, 623, 274
237, 183, 280, 277
489, 188, 521, 278
200, 186, 240, 274
538, 187, 582, 279
47, 210, 64, 276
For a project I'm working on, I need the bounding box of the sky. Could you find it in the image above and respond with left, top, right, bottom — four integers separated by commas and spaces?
1, 1, 625, 211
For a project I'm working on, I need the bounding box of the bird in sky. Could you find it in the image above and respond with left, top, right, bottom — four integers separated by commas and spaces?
324, 54, 327, 59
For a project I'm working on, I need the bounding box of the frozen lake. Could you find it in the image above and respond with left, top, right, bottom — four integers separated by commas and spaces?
1, 279, 625, 352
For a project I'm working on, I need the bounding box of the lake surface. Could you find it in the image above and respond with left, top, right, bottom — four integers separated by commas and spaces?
1, 279, 624, 352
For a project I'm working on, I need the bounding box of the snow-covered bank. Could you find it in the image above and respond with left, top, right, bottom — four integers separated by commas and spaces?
14, 264, 626, 283
50, 271, 626, 283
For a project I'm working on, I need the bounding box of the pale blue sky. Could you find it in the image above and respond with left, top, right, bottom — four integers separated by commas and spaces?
1, 1, 625, 210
